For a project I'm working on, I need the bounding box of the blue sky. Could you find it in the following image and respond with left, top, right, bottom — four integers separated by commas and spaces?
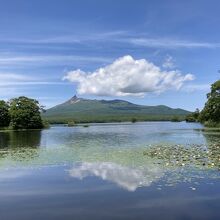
0, 0, 219, 110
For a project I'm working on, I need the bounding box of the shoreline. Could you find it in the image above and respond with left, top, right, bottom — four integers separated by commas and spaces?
0, 121, 198, 132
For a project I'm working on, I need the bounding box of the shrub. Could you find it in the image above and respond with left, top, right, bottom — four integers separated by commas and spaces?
68, 121, 76, 127
131, 118, 137, 123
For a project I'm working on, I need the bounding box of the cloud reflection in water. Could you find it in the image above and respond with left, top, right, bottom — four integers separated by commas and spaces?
69, 162, 164, 191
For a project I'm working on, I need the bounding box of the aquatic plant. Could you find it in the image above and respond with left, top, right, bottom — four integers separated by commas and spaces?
143, 143, 220, 169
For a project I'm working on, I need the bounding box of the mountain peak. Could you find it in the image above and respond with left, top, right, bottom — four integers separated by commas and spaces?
66, 95, 80, 104
44, 96, 191, 123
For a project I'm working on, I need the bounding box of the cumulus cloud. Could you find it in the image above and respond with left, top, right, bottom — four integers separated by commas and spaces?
63, 55, 194, 97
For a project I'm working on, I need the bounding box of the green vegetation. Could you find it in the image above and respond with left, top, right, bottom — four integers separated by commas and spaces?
186, 80, 220, 127
42, 96, 190, 123
67, 121, 76, 127
195, 127, 220, 132
186, 108, 200, 122
83, 124, 89, 127
199, 80, 220, 127
131, 117, 137, 123
0, 100, 11, 127
0, 96, 44, 130
171, 116, 182, 122
42, 120, 50, 129
9, 97, 44, 129
44, 115, 187, 124
143, 143, 220, 169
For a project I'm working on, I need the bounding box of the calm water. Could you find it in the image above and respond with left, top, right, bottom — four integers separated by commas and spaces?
0, 122, 220, 220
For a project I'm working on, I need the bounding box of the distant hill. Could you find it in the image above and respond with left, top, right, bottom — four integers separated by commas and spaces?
42, 95, 191, 123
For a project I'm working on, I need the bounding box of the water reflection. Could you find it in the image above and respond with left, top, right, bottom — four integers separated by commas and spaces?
0, 130, 42, 148
0, 130, 41, 163
68, 130, 220, 191
0, 123, 220, 220
0, 123, 219, 190
0, 169, 30, 181
69, 162, 164, 191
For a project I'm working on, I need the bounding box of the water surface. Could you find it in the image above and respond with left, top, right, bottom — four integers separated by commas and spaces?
0, 122, 220, 220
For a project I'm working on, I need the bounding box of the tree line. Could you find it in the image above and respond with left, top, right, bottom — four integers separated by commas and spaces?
0, 96, 44, 129
1, 80, 219, 129
186, 80, 220, 127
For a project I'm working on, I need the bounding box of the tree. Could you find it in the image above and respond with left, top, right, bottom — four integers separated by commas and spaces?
186, 108, 200, 122
199, 80, 220, 124
0, 100, 10, 127
9, 96, 43, 129
131, 117, 137, 123
171, 116, 181, 122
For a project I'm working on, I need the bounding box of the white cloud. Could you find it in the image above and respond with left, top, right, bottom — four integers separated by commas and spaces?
0, 81, 67, 86
0, 72, 69, 87
0, 73, 31, 81
128, 38, 220, 49
0, 73, 68, 102
63, 55, 195, 97
0, 55, 111, 67
1, 31, 219, 49
162, 55, 175, 69
181, 83, 210, 92
0, 31, 127, 44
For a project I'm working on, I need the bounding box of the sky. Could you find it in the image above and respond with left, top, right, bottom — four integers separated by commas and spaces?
0, 0, 219, 111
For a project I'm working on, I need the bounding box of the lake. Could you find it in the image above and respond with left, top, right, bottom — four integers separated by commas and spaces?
0, 122, 220, 220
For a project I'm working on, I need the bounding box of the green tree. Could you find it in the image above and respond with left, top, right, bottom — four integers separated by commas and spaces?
171, 116, 181, 122
131, 117, 137, 123
186, 108, 200, 122
9, 96, 43, 129
199, 80, 220, 124
0, 100, 10, 127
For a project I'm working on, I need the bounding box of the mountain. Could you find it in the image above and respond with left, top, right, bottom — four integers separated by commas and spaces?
42, 95, 191, 123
